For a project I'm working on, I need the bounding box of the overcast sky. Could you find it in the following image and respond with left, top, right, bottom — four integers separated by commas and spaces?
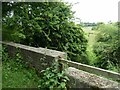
64, 0, 119, 23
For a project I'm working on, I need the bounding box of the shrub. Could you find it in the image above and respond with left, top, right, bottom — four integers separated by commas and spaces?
2, 2, 88, 63
93, 23, 120, 71
38, 62, 69, 89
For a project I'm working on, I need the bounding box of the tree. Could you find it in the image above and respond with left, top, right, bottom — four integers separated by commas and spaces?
2, 2, 88, 63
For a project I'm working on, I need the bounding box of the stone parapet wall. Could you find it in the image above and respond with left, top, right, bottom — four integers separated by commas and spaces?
58, 59, 120, 81
1, 41, 120, 89
2, 42, 67, 72
65, 67, 120, 89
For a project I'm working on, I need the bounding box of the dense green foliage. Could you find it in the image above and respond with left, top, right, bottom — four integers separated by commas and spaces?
3, 1, 119, 73
2, 47, 69, 89
2, 47, 40, 88
38, 62, 69, 89
2, 2, 88, 63
92, 23, 120, 72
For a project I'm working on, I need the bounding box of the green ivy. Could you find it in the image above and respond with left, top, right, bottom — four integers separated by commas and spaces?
38, 62, 69, 89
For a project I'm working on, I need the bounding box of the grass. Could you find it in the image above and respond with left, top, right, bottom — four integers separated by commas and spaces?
2, 51, 41, 88
82, 27, 99, 65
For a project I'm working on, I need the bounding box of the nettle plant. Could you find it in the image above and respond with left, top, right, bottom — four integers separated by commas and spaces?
38, 61, 69, 89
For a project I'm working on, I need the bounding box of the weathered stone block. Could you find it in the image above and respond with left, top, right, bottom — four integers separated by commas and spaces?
65, 67, 120, 89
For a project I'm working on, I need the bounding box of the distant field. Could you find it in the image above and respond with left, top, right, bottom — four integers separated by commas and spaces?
82, 26, 98, 46
82, 27, 93, 32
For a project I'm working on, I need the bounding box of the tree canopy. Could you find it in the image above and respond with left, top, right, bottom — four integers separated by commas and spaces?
2, 2, 88, 63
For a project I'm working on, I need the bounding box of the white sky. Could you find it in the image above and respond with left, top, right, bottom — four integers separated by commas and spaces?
64, 0, 119, 23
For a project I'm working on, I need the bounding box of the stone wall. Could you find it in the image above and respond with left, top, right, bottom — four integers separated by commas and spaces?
2, 42, 120, 89
58, 59, 120, 81
2, 42, 67, 72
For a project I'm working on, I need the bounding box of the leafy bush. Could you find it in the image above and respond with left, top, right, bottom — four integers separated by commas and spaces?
93, 23, 120, 72
2, 2, 88, 63
38, 62, 69, 89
